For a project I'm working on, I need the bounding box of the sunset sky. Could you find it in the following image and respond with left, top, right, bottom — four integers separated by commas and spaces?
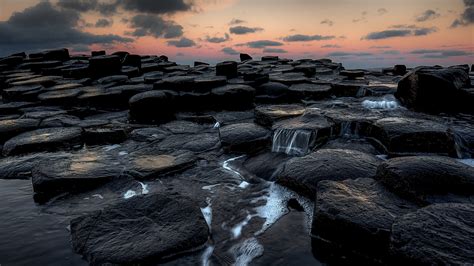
0, 0, 473, 68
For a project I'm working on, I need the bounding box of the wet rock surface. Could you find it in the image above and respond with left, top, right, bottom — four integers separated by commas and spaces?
391, 203, 474, 265
70, 193, 209, 265
0, 49, 473, 265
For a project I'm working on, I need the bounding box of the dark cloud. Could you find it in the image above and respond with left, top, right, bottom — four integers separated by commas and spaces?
363, 26, 437, 40
229, 26, 263, 35
327, 51, 372, 57
229, 18, 246, 25
120, 0, 193, 14
222, 47, 239, 55
451, 0, 474, 27
321, 19, 334, 26
282, 34, 335, 42
321, 44, 342, 48
205, 33, 230, 43
263, 48, 287, 53
377, 8, 388, 15
410, 49, 472, 58
95, 18, 112, 27
240, 40, 283, 48
128, 14, 183, 39
167, 37, 196, 47
0, 1, 132, 55
57, 0, 118, 15
382, 50, 400, 55
416, 10, 440, 22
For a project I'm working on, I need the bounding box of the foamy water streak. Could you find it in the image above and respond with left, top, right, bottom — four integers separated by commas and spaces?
362, 99, 399, 109
272, 128, 312, 156
231, 238, 264, 266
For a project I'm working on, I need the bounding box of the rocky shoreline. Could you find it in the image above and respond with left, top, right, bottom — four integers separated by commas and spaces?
0, 48, 473, 265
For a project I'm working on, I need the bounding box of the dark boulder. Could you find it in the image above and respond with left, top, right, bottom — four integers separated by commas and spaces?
393, 65, 407, 76
127, 150, 197, 179
254, 104, 305, 127
395, 67, 472, 113
70, 193, 209, 265
368, 117, 456, 156
91, 51, 106, 57
391, 203, 474, 265
288, 83, 332, 101
219, 123, 270, 153
2, 127, 83, 156
240, 53, 252, 61
31, 151, 123, 202
275, 149, 380, 198
256, 82, 290, 103
312, 178, 417, 259
29, 48, 70, 61
216, 61, 238, 78
211, 84, 255, 110
376, 156, 474, 203
0, 118, 39, 143
88, 55, 122, 78
129, 90, 176, 123
340, 70, 365, 79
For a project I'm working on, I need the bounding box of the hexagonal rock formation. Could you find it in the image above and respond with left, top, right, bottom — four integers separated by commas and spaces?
32, 151, 124, 202
376, 156, 474, 203
391, 203, 474, 265
396, 67, 472, 113
254, 104, 305, 127
219, 123, 270, 153
368, 117, 456, 156
275, 149, 380, 198
2, 127, 83, 156
70, 193, 209, 265
312, 178, 417, 260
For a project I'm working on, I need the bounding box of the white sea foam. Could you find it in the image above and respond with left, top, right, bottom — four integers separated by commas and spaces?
138, 182, 149, 194
231, 238, 264, 266
238, 181, 250, 189
362, 99, 399, 109
213, 122, 220, 129
201, 245, 214, 266
123, 190, 137, 199
223, 155, 246, 178
201, 198, 213, 229
231, 213, 253, 239
103, 144, 121, 151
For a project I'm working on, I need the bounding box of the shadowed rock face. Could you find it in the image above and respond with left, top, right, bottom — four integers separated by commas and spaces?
312, 178, 417, 260
396, 67, 473, 114
376, 156, 474, 203
0, 48, 473, 266
391, 203, 474, 265
70, 193, 209, 265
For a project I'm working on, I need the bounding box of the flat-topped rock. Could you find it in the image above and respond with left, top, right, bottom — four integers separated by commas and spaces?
376, 156, 474, 203
368, 117, 456, 156
32, 151, 124, 202
127, 150, 197, 179
216, 61, 238, 78
288, 83, 332, 101
312, 178, 417, 258
340, 70, 365, 79
0, 118, 39, 142
396, 67, 472, 113
70, 193, 209, 265
129, 90, 176, 123
275, 149, 380, 198
2, 127, 83, 156
219, 122, 270, 153
211, 84, 255, 110
255, 104, 305, 127
391, 203, 474, 265
88, 55, 122, 78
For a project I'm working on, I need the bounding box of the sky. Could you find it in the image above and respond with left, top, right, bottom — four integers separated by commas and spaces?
0, 0, 473, 68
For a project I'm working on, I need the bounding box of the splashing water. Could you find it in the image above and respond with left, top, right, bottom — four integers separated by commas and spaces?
138, 182, 149, 194
451, 130, 472, 159
213, 122, 220, 129
253, 182, 314, 235
231, 238, 264, 266
201, 245, 214, 266
271, 128, 312, 156
223, 155, 246, 178
123, 190, 137, 199
231, 213, 253, 239
201, 197, 212, 229
458, 159, 474, 167
362, 99, 399, 109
